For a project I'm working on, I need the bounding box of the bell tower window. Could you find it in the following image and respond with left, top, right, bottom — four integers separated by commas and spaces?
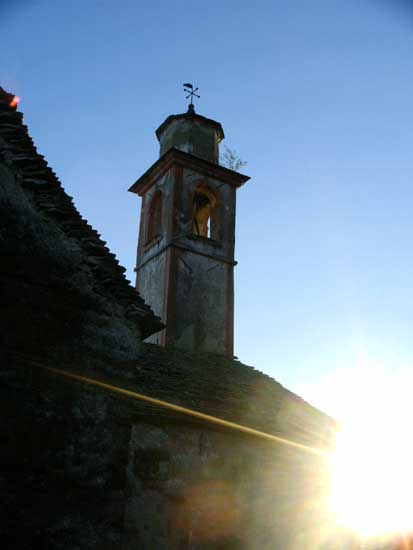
146, 190, 163, 243
192, 186, 218, 240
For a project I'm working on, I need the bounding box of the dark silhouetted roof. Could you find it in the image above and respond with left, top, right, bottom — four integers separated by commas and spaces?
0, 86, 163, 339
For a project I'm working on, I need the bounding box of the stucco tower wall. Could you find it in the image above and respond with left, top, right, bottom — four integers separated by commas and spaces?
167, 249, 233, 354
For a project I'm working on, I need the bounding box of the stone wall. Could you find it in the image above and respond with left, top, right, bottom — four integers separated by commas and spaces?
124, 421, 332, 550
1, 357, 130, 550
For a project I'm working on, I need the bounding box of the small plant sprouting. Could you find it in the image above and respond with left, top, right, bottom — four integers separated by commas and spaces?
220, 146, 247, 172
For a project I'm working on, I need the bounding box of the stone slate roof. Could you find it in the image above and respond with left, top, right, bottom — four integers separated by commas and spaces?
9, 342, 336, 453
0, 86, 163, 339
131, 344, 337, 450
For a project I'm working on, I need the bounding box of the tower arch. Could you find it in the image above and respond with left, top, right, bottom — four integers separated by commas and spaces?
192, 184, 220, 240
146, 189, 163, 244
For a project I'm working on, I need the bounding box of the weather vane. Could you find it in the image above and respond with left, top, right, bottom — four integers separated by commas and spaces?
183, 83, 200, 113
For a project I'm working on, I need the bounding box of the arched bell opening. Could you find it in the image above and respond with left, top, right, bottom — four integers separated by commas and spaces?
192, 185, 220, 240
146, 190, 163, 243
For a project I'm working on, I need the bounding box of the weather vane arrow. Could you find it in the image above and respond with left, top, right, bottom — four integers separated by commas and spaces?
183, 83, 200, 113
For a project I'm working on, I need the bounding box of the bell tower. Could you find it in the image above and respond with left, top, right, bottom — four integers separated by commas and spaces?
129, 104, 249, 355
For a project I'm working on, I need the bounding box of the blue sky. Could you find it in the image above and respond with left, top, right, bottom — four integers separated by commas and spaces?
3, 0, 413, 415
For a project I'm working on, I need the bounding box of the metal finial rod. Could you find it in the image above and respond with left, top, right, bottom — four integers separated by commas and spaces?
183, 83, 200, 109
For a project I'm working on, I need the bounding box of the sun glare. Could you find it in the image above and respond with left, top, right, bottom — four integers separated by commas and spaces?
327, 366, 413, 540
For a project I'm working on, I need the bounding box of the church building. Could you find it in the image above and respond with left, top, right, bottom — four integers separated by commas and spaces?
1, 85, 343, 549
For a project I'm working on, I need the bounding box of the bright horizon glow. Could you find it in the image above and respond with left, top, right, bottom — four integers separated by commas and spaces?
327, 364, 413, 539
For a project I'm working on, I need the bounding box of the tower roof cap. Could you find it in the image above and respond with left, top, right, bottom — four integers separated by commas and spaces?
156, 111, 225, 142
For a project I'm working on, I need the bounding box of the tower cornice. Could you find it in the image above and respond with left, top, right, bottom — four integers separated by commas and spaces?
129, 147, 249, 196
